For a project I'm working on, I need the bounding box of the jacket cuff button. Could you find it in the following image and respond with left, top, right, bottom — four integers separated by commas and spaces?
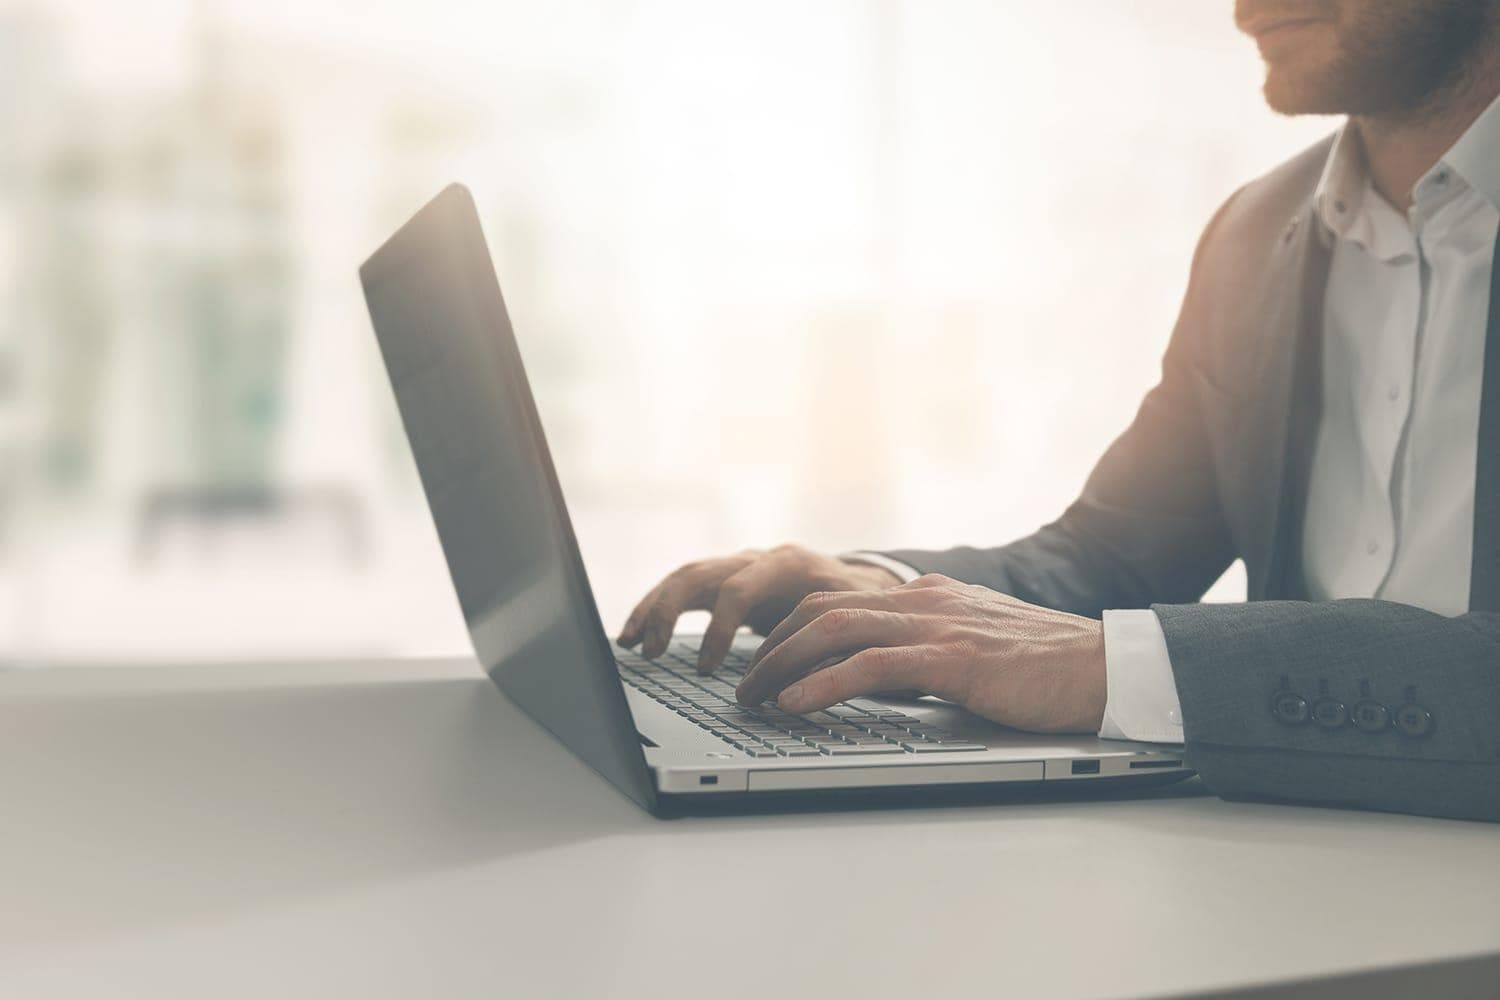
1352, 700, 1389, 733
1311, 697, 1347, 730
1272, 692, 1309, 725
1394, 703, 1434, 739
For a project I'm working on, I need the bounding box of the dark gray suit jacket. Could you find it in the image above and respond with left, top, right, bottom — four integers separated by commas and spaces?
885, 136, 1500, 823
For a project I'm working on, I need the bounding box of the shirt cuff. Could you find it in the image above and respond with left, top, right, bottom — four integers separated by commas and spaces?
839, 552, 923, 584
1099, 609, 1185, 744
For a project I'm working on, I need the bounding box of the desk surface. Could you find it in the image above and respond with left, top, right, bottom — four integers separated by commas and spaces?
1, 657, 1496, 1000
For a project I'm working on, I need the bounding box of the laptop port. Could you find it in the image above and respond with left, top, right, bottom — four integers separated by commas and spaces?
1071, 760, 1101, 775
699, 775, 719, 786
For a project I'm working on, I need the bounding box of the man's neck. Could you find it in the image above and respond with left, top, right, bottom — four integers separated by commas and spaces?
1355, 58, 1500, 211
1356, 52, 1500, 211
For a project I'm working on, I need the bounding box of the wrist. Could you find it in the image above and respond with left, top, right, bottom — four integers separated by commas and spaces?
845, 562, 902, 590
1064, 621, 1108, 733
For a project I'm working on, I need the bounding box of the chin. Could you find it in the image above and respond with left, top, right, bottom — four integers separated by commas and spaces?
1262, 64, 1347, 115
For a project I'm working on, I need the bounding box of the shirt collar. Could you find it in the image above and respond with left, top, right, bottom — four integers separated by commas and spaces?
1313, 124, 1411, 261
1312, 122, 1367, 241
1418, 90, 1500, 212
1312, 91, 1500, 257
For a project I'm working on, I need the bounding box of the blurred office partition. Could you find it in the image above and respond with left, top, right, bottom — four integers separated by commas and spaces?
1, 1, 1313, 663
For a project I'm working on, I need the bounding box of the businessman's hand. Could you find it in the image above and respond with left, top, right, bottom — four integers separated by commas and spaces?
735, 573, 1107, 734
616, 545, 901, 672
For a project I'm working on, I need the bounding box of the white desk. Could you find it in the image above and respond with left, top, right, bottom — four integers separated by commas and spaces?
1, 657, 1496, 999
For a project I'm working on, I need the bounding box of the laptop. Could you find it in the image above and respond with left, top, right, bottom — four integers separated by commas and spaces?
358, 184, 1192, 814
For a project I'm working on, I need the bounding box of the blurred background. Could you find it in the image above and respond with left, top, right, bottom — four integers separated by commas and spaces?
0, 0, 1333, 666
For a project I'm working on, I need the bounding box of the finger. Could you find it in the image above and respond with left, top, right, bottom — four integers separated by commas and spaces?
638, 577, 703, 659
641, 559, 752, 658
697, 560, 782, 673
618, 573, 690, 649
737, 607, 914, 705
777, 646, 927, 714
617, 584, 666, 648
748, 588, 897, 671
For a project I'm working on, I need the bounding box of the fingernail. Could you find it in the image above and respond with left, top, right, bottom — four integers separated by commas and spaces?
778, 683, 805, 710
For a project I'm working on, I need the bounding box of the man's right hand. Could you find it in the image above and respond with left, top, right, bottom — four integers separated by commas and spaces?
615, 545, 901, 674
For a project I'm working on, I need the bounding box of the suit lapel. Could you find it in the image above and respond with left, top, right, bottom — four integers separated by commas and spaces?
1469, 229, 1500, 612
1245, 201, 1331, 601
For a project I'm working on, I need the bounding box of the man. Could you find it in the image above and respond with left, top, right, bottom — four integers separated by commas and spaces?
617, 0, 1500, 823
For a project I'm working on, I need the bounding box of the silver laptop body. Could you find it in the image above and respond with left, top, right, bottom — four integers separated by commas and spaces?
359, 184, 1192, 814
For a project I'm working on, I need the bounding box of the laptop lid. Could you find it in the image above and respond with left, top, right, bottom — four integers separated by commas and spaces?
359, 184, 656, 812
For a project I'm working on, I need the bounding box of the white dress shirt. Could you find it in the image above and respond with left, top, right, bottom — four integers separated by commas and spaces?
854, 92, 1500, 743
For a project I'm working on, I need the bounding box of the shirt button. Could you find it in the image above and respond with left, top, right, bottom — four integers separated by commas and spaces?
1387, 385, 1401, 402
1167, 707, 1182, 725
1434, 169, 1450, 185
1366, 539, 1380, 555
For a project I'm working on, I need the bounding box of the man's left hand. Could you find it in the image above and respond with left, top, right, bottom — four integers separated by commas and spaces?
735, 573, 1108, 734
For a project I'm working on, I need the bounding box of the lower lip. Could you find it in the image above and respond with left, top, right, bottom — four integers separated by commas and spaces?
1255, 19, 1325, 52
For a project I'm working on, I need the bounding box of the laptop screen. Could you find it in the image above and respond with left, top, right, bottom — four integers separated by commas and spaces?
359, 184, 655, 811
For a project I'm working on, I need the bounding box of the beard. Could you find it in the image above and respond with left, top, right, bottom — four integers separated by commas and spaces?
1239, 0, 1499, 117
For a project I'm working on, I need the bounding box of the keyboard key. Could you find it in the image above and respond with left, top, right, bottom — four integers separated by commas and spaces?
821, 744, 905, 755
776, 746, 822, 757
803, 712, 845, 729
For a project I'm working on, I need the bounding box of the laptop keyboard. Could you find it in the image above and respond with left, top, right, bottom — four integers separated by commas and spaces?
616, 639, 986, 757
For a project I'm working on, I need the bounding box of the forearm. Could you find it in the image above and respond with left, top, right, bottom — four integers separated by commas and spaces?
883, 506, 1234, 618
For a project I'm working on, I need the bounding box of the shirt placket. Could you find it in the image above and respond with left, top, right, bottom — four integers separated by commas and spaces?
1371, 188, 1455, 599
1360, 208, 1423, 597
1360, 285, 1413, 593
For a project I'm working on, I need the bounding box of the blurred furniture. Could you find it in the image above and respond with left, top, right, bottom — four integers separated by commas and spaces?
133, 485, 368, 566
1, 657, 1496, 999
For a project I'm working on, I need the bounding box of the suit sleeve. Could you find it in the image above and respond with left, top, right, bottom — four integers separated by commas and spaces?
1157, 599, 1500, 823
880, 195, 1243, 617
